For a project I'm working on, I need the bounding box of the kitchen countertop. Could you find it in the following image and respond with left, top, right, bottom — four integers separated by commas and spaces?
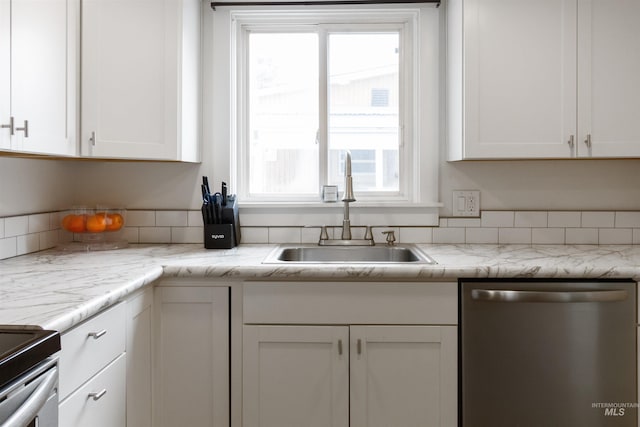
1, 243, 640, 332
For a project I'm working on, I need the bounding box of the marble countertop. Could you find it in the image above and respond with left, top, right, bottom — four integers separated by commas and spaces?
2, 243, 640, 332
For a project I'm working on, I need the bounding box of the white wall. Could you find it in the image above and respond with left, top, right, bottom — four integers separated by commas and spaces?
3, 154, 640, 219
0, 157, 76, 217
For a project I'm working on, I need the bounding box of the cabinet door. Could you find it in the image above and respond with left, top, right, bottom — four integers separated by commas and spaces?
11, 0, 77, 156
81, 0, 200, 161
126, 288, 153, 427
243, 325, 349, 427
460, 0, 576, 159
350, 326, 457, 427
154, 286, 229, 427
577, 0, 640, 157
0, 0, 9, 150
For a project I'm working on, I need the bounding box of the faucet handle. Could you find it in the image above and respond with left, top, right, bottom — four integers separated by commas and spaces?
382, 230, 396, 246
319, 225, 329, 241
364, 226, 374, 242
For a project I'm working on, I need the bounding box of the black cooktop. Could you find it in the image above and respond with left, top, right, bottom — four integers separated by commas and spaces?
0, 329, 61, 389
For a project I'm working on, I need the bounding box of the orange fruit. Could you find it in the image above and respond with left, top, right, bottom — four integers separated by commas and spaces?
64, 214, 87, 233
105, 213, 124, 231
86, 214, 107, 233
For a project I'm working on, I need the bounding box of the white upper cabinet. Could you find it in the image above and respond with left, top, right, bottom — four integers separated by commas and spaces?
0, 0, 78, 156
448, 0, 640, 160
576, 0, 640, 157
0, 0, 9, 150
81, 0, 201, 161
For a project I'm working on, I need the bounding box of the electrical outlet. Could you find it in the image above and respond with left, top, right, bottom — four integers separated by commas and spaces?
452, 190, 480, 217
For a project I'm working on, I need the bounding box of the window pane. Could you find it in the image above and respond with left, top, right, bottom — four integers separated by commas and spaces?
327, 32, 400, 193
248, 33, 319, 195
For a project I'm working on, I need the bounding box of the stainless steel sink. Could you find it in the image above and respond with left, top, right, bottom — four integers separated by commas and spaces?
262, 244, 437, 264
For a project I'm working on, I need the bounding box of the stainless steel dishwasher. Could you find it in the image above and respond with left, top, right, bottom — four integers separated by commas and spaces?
460, 279, 637, 427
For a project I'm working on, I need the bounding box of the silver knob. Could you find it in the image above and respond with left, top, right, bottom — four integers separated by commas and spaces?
567, 135, 574, 147
15, 120, 28, 138
584, 134, 592, 148
1, 117, 14, 135
382, 230, 396, 246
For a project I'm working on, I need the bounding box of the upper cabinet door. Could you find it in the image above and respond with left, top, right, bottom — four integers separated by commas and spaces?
81, 0, 201, 161
0, 0, 9, 150
8, 0, 78, 156
450, 0, 577, 160
577, 0, 640, 157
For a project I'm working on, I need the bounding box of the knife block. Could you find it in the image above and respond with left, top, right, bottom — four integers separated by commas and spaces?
204, 224, 235, 249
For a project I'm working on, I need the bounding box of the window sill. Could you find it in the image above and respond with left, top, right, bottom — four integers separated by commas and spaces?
238, 201, 442, 226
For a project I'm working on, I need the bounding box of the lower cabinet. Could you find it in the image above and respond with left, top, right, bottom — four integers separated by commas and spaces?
242, 280, 459, 427
243, 324, 456, 427
154, 285, 230, 427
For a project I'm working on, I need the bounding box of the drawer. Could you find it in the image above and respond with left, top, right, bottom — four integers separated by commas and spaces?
59, 302, 126, 399
243, 281, 458, 325
59, 353, 126, 427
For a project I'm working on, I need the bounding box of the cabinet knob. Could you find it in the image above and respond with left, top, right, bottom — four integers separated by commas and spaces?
15, 120, 28, 138
88, 329, 107, 339
1, 117, 14, 135
584, 134, 592, 148
88, 389, 107, 401
567, 135, 574, 147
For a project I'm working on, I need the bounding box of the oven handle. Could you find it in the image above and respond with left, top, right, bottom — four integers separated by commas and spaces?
471, 289, 628, 303
0, 367, 58, 427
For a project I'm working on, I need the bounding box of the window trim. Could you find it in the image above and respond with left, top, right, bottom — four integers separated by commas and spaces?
210, 4, 441, 218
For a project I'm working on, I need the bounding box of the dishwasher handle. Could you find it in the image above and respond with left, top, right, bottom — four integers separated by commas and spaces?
0, 367, 58, 427
471, 289, 628, 303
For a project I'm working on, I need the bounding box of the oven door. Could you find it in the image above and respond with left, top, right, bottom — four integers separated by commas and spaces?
0, 358, 58, 427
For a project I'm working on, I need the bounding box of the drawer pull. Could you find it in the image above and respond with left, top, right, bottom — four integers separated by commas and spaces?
88, 389, 107, 401
88, 330, 107, 339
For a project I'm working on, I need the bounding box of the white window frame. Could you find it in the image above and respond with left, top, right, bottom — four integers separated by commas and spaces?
209, 5, 441, 225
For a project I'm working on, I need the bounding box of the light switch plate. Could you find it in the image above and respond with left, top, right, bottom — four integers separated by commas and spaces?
452, 190, 480, 217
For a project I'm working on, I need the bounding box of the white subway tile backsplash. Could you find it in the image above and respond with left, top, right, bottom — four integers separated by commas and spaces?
188, 210, 204, 227
156, 211, 188, 227
531, 228, 565, 244
615, 212, 640, 228
514, 211, 547, 228
39, 230, 58, 250
498, 228, 531, 244
121, 227, 139, 244
139, 227, 171, 243
582, 212, 615, 228
28, 213, 50, 233
481, 211, 514, 228
240, 227, 269, 244
598, 228, 633, 245
0, 237, 17, 259
2, 208, 640, 262
465, 228, 498, 244
17, 234, 39, 256
126, 210, 156, 227
399, 227, 433, 244
171, 227, 204, 244
566, 228, 598, 244
433, 227, 465, 244
5, 216, 29, 237
548, 211, 581, 228
448, 218, 481, 228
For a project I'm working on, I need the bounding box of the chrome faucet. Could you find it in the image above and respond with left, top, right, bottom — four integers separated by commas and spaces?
341, 151, 356, 240
318, 150, 374, 246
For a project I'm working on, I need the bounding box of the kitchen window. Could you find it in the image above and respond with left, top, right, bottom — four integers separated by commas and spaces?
226, 7, 439, 206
